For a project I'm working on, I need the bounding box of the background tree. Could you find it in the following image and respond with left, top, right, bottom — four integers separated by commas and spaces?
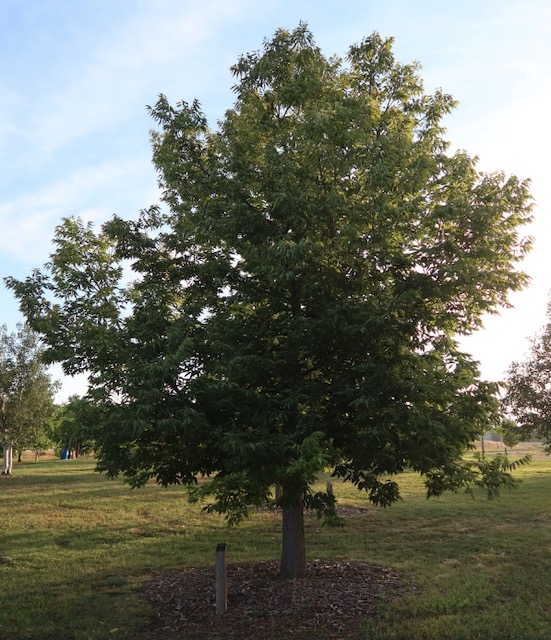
0, 324, 57, 473
49, 395, 98, 458
15, 373, 57, 462
6, 25, 533, 577
493, 417, 523, 454
504, 298, 551, 451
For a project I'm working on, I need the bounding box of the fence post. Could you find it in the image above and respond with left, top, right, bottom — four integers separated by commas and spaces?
215, 543, 227, 615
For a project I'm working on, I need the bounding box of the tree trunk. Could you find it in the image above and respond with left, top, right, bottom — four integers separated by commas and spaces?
2, 443, 13, 475
280, 486, 306, 579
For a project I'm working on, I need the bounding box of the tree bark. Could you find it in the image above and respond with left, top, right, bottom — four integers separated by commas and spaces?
2, 443, 13, 475
280, 486, 306, 579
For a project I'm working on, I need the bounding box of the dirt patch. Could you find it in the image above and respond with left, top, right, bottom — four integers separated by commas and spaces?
143, 559, 404, 640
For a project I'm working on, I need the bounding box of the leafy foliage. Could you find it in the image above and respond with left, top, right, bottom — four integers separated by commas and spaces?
6, 25, 534, 573
425, 452, 531, 500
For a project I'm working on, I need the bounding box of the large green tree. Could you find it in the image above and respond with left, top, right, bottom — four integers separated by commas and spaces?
6, 26, 533, 577
503, 298, 551, 450
0, 324, 57, 473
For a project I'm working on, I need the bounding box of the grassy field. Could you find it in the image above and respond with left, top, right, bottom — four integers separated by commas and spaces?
1, 445, 550, 640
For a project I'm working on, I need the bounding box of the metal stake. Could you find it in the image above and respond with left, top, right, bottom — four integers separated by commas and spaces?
215, 543, 227, 615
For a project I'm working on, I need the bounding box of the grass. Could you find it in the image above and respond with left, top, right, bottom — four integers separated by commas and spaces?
1, 445, 550, 640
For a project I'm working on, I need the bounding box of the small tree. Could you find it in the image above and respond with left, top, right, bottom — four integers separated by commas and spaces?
493, 417, 523, 454
504, 298, 551, 451
0, 324, 57, 473
6, 25, 533, 577
49, 395, 98, 458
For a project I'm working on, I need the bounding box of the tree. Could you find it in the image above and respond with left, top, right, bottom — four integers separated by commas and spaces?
6, 25, 533, 577
0, 324, 57, 473
49, 395, 98, 458
15, 372, 57, 462
493, 418, 523, 453
503, 298, 551, 451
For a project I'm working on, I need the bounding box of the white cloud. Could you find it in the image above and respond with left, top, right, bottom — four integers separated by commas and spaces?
18, 0, 257, 162
0, 153, 154, 264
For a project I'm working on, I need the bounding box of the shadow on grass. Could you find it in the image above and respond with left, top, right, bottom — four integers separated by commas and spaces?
2, 457, 551, 639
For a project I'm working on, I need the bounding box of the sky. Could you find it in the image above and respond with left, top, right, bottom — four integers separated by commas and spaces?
1, 0, 550, 401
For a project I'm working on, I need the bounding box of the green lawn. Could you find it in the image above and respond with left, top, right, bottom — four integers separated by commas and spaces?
1, 448, 550, 640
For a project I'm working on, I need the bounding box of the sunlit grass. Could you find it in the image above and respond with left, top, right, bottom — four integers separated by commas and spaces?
1, 447, 550, 639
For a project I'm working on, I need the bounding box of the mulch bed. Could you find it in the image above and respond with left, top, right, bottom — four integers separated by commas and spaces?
143, 559, 404, 639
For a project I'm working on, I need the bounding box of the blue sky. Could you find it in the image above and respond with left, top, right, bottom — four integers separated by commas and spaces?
1, 0, 550, 399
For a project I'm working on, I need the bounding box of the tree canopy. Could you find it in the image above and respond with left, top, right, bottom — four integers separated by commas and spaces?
6, 25, 534, 577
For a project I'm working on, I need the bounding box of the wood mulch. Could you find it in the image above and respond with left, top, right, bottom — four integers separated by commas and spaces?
142, 558, 404, 640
